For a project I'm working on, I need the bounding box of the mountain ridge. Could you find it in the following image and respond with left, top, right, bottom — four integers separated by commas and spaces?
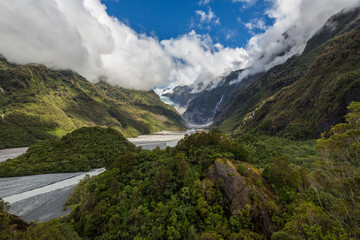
0, 57, 185, 149
208, 7, 360, 139
162, 7, 360, 139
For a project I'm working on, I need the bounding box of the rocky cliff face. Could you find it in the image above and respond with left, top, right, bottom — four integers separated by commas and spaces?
183, 71, 257, 126
206, 158, 279, 238
164, 69, 257, 126
163, 85, 199, 110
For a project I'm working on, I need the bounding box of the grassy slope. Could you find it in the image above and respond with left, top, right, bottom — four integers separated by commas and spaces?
215, 8, 360, 139
0, 57, 184, 149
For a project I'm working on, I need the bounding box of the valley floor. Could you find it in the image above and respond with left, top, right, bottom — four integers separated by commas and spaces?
1, 169, 104, 222
0, 147, 28, 162
0, 130, 190, 223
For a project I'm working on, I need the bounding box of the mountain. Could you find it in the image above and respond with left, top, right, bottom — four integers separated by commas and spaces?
0, 57, 185, 149
183, 71, 258, 126
213, 7, 360, 139
163, 7, 360, 137
163, 85, 198, 113
163, 70, 258, 126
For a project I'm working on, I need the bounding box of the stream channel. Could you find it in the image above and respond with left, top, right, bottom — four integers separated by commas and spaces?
0, 130, 193, 222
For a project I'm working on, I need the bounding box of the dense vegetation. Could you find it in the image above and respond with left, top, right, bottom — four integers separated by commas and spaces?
65, 131, 275, 239
61, 103, 358, 239
0, 56, 184, 149
0, 127, 135, 177
0, 103, 358, 239
215, 8, 360, 140
235, 134, 320, 170
314, 102, 360, 237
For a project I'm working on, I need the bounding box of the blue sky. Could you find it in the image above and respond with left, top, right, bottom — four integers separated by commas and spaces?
101, 0, 274, 48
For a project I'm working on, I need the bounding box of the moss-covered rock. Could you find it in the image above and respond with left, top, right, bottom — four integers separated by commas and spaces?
206, 158, 280, 238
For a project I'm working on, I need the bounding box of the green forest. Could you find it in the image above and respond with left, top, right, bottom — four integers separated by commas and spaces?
0, 102, 359, 239
0, 127, 135, 177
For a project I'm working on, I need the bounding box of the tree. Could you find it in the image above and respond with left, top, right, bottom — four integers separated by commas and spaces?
316, 101, 360, 165
315, 102, 360, 236
316, 102, 360, 205
263, 156, 301, 191
0, 198, 9, 213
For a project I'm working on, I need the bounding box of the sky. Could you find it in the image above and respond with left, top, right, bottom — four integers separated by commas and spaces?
0, 0, 359, 91
101, 0, 274, 48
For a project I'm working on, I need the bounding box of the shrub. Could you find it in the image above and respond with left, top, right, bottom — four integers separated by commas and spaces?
237, 164, 249, 177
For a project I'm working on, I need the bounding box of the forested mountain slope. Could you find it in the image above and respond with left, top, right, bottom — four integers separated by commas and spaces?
214, 8, 360, 139
0, 56, 185, 149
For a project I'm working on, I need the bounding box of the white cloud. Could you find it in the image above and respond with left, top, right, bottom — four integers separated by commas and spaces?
232, 0, 257, 3
195, 7, 220, 25
232, 0, 257, 8
245, 19, 267, 30
232, 0, 360, 84
161, 30, 249, 89
0, 0, 359, 92
198, 0, 212, 6
0, 0, 173, 90
226, 30, 238, 41
0, 0, 241, 91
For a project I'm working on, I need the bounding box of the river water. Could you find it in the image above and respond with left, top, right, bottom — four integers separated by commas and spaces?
0, 130, 190, 222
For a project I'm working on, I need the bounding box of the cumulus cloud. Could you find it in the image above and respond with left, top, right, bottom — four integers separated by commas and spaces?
232, 0, 360, 84
161, 31, 249, 89
226, 30, 238, 41
0, 0, 173, 90
195, 8, 220, 25
0, 0, 359, 91
0, 0, 238, 91
245, 19, 267, 31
